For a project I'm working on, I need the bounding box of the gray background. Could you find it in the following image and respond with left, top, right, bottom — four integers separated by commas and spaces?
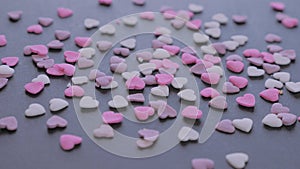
0, 0, 300, 168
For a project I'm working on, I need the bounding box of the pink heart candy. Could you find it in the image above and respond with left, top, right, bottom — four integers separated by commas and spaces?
212, 43, 227, 55
74, 37, 92, 47
38, 17, 53, 27
236, 93, 256, 107
192, 158, 215, 169
7, 10, 23, 21
47, 115, 68, 129
37, 59, 55, 69
259, 88, 280, 102
204, 54, 221, 64
64, 51, 80, 63
201, 73, 220, 85
271, 103, 290, 114
232, 15, 247, 24
138, 129, 159, 142
57, 7, 73, 18
261, 52, 275, 63
226, 54, 243, 61
181, 46, 196, 55
162, 59, 179, 69
186, 19, 202, 30
158, 104, 177, 119
155, 73, 174, 85
196, 59, 214, 68
47, 40, 64, 50
127, 93, 145, 102
243, 49, 261, 58
110, 56, 125, 64
98, 0, 112, 6
247, 57, 264, 66
24, 81, 45, 94
190, 63, 207, 75
222, 82, 240, 94
140, 12, 155, 20
282, 17, 298, 28
1, 57, 19, 67
200, 87, 220, 98
278, 113, 297, 126
229, 76, 248, 89
113, 48, 130, 57
56, 63, 75, 76
162, 45, 180, 55
276, 12, 289, 22
0, 35, 7, 47
102, 111, 123, 124
0, 116, 18, 131
270, 2, 285, 11
216, 119, 235, 134
182, 53, 198, 65
55, 30, 71, 41
267, 44, 283, 53
96, 76, 113, 87
27, 24, 43, 34
163, 10, 177, 19
280, 49, 296, 60
226, 60, 244, 73
134, 106, 155, 121
265, 33, 282, 43
262, 63, 280, 74
46, 66, 65, 76
152, 40, 166, 49
143, 75, 157, 85
29, 45, 48, 56
126, 76, 145, 90
64, 85, 85, 97
0, 78, 8, 89
181, 106, 202, 119
60, 134, 82, 151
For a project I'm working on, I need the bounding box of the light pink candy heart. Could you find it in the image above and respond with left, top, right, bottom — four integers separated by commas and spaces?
265, 33, 282, 43
46, 66, 65, 76
201, 73, 220, 85
0, 78, 8, 89
162, 59, 179, 69
47, 115, 68, 129
38, 17, 53, 27
158, 104, 177, 119
37, 59, 55, 69
126, 76, 145, 90
216, 119, 235, 134
226, 54, 243, 61
0, 116, 18, 131
127, 93, 145, 102
29, 45, 48, 56
152, 40, 166, 49
113, 48, 130, 57
163, 10, 177, 20
229, 76, 248, 89
64, 51, 80, 63
196, 60, 214, 68
143, 75, 157, 85
55, 30, 71, 41
162, 45, 180, 55
267, 44, 283, 53
212, 43, 227, 55
7, 10, 23, 21
96, 76, 113, 87
236, 93, 256, 107
259, 88, 280, 102
282, 17, 298, 28
32, 54, 49, 63
182, 53, 198, 65
57, 7, 73, 18
140, 12, 155, 20
192, 158, 215, 169
155, 73, 174, 85
181, 106, 202, 119
75, 37, 92, 47
149, 59, 163, 69
262, 63, 280, 74
261, 52, 275, 63
181, 46, 196, 55
204, 54, 221, 64
138, 128, 159, 142
271, 103, 290, 114
200, 87, 220, 98
56, 63, 75, 76
226, 60, 244, 73
243, 49, 261, 58
280, 49, 296, 60
110, 56, 125, 64
190, 63, 207, 75
24, 81, 45, 94
278, 113, 297, 126
1, 57, 19, 67
186, 19, 202, 30
102, 111, 123, 124
27, 24, 43, 34
134, 106, 155, 121
47, 40, 64, 50
60, 134, 82, 151
64, 86, 85, 97
0, 35, 7, 47
270, 2, 285, 11
232, 15, 247, 24
223, 82, 240, 94
98, 0, 112, 6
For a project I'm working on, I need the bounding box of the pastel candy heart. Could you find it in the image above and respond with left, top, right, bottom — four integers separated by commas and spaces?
125, 76, 145, 90
101, 81, 118, 89
88, 69, 105, 80
232, 15, 247, 24
134, 106, 155, 121
27, 24, 43, 34
188, 3, 204, 13
75, 37, 92, 47
25, 103, 46, 117
139, 12, 155, 20
99, 0, 112, 5
265, 78, 283, 89
96, 76, 113, 87
71, 76, 88, 85
265, 33, 282, 43
47, 40, 64, 50
38, 17, 53, 27
193, 33, 209, 44
7, 10, 23, 21
24, 81, 44, 94
120, 38, 136, 50
157, 103, 177, 119
211, 43, 226, 55
273, 53, 291, 66
236, 93, 255, 107
162, 59, 179, 69
226, 54, 243, 61
209, 96, 227, 110
178, 89, 196, 102
223, 40, 239, 51
143, 75, 157, 85
0, 78, 8, 89
57, 7, 73, 18
0, 116, 18, 131
97, 41, 112, 52
282, 17, 298, 28
55, 63, 75, 76
262, 114, 282, 127
138, 129, 159, 142
181, 106, 202, 119
222, 82, 240, 94
136, 51, 153, 62
212, 13, 228, 24
270, 2, 285, 11
1, 56, 19, 67
0, 35, 7, 47
159, 67, 177, 75
178, 126, 199, 142
64, 51, 80, 63
152, 40, 166, 49
271, 103, 290, 114
29, 45, 48, 56
32, 74, 50, 85
113, 48, 130, 57
232, 118, 253, 133
200, 87, 220, 98
259, 88, 280, 102
261, 52, 275, 63
229, 76, 248, 89
171, 19, 185, 29
55, 30, 71, 41
47, 115, 68, 129
37, 59, 55, 69
136, 139, 154, 149
276, 12, 289, 21
138, 63, 156, 75
278, 113, 297, 126
267, 44, 283, 53
122, 71, 140, 80
186, 19, 202, 30
205, 27, 221, 39
122, 16, 138, 26
162, 45, 180, 55
102, 111, 123, 124
49, 98, 69, 112
226, 61, 244, 73
93, 124, 114, 138
207, 66, 223, 77
127, 93, 145, 102
247, 66, 265, 77
171, 77, 188, 89
84, 18, 100, 29
231, 35, 248, 45
162, 10, 176, 20
280, 49, 296, 60
77, 47, 95, 59
191, 158, 214, 169
201, 73, 220, 85
60, 134, 82, 151
263, 63, 280, 74
108, 95, 128, 109
153, 48, 170, 59
0, 65, 15, 78
99, 24, 116, 35
204, 54, 221, 64
79, 96, 99, 108
78, 58, 94, 69
247, 57, 264, 66
243, 49, 261, 57
226, 153, 249, 169
110, 56, 125, 64
155, 73, 174, 85
216, 119, 235, 134
182, 53, 198, 65
151, 85, 169, 97
285, 82, 300, 93
157, 34, 173, 44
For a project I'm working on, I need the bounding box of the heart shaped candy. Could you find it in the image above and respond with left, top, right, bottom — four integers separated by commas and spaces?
236, 93, 255, 108
191, 158, 214, 169
178, 126, 199, 142
93, 124, 114, 138
247, 66, 265, 77
262, 114, 282, 127
229, 76, 248, 89
181, 106, 202, 119
127, 93, 145, 103
278, 113, 297, 126
49, 98, 69, 112
226, 60, 244, 73
201, 73, 220, 85
222, 82, 240, 94
231, 35, 248, 46
25, 103, 46, 117
108, 95, 128, 109
55, 30, 71, 41
24, 82, 44, 94
102, 111, 123, 124
79, 96, 99, 108
265, 78, 283, 89
120, 38, 136, 50
209, 96, 227, 110
178, 89, 197, 102
216, 119, 235, 134
285, 82, 300, 93
126, 76, 145, 90
8, 10, 23, 21
27, 24, 43, 34
0, 116, 18, 131
0, 35, 7, 47
1, 57, 19, 67
60, 134, 82, 151
47, 115, 68, 129
232, 118, 253, 133
0, 78, 8, 89
38, 17, 53, 27
84, 18, 100, 29
151, 85, 169, 97
226, 152, 249, 169
134, 106, 155, 121
138, 128, 160, 142
271, 103, 290, 114
57, 7, 73, 18
200, 87, 220, 98
259, 88, 280, 102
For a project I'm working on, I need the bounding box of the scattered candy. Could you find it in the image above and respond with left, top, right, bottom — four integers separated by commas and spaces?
231, 35, 248, 45
0, 35, 7, 47
232, 15, 247, 24
55, 30, 71, 41
223, 82, 240, 94
0, 78, 8, 89
24, 81, 44, 94
57, 7, 73, 18
171, 77, 187, 89
226, 152, 249, 169
216, 119, 235, 134
47, 115, 68, 129
209, 96, 227, 110
49, 98, 69, 112
32, 74, 50, 85
191, 158, 214, 169
102, 111, 123, 124
181, 106, 202, 119
84, 18, 100, 29
25, 103, 46, 117
47, 40, 64, 50
201, 73, 220, 85
151, 85, 169, 97
1, 57, 19, 67
178, 126, 199, 142
270, 2, 285, 11
74, 37, 92, 47
212, 13, 228, 24
178, 89, 196, 102
229, 76, 248, 89
0, 116, 18, 131
265, 33, 282, 43
259, 88, 280, 102
247, 66, 265, 77
60, 134, 82, 151
93, 124, 114, 138
226, 60, 244, 73
7, 10, 22, 21
271, 103, 290, 114
79, 96, 99, 108
200, 87, 220, 98
134, 106, 155, 121
236, 93, 256, 108
108, 95, 128, 109
278, 113, 297, 126
38, 17, 53, 27
136, 139, 154, 149
262, 114, 282, 127
232, 118, 253, 133
265, 78, 283, 89
127, 93, 145, 102
27, 24, 43, 34
120, 38, 136, 50
138, 128, 159, 142
285, 82, 300, 93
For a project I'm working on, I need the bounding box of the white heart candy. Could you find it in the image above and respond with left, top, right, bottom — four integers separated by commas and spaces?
79, 96, 99, 109
122, 16, 138, 26
84, 18, 100, 29
201, 45, 217, 55
226, 152, 249, 169
122, 71, 140, 80
151, 85, 169, 97
207, 66, 224, 76
136, 139, 154, 149
101, 81, 118, 89
272, 72, 290, 83
153, 48, 170, 59
193, 33, 209, 44
136, 51, 153, 62
178, 126, 199, 142
212, 13, 228, 24
247, 66, 265, 77
0, 65, 15, 78
273, 53, 291, 66
231, 35, 248, 46
159, 67, 177, 75
205, 27, 221, 39
32, 74, 50, 84
154, 27, 171, 35
188, 3, 204, 13
262, 114, 283, 127
79, 47, 96, 58
93, 124, 114, 138
222, 40, 239, 51
120, 38, 136, 50
171, 77, 188, 89
285, 82, 300, 93
25, 103, 46, 117
71, 76, 88, 85
204, 21, 220, 28
78, 57, 95, 69
265, 78, 283, 89
157, 34, 173, 44
49, 98, 69, 112
138, 63, 156, 75
232, 118, 253, 133
99, 24, 116, 35
108, 95, 128, 108
177, 89, 196, 101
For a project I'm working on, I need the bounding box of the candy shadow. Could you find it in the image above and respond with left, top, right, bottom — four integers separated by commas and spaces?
180, 140, 198, 146
0, 129, 17, 135
238, 105, 255, 112
47, 127, 66, 134
249, 76, 265, 80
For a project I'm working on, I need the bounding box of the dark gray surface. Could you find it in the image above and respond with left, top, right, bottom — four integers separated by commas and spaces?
0, 0, 300, 168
